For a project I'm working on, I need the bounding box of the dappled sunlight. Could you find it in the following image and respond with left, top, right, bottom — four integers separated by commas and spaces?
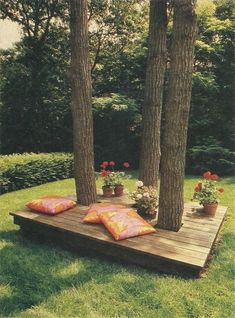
0, 0, 233, 315
0, 176, 234, 317
56, 262, 85, 279
0, 283, 13, 298
0, 239, 14, 250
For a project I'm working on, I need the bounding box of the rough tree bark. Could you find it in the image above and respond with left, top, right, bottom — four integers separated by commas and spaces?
158, 0, 197, 231
139, 0, 167, 187
69, 0, 97, 205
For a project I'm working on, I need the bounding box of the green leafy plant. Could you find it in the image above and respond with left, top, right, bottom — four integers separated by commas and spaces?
193, 171, 224, 205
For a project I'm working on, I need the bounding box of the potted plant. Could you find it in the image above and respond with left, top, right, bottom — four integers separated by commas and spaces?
193, 171, 224, 216
100, 161, 131, 197
113, 162, 131, 196
129, 181, 158, 219
100, 171, 113, 197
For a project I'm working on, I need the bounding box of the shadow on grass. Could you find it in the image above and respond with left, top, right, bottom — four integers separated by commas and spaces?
0, 229, 129, 317
2, 222, 233, 316
0, 228, 169, 317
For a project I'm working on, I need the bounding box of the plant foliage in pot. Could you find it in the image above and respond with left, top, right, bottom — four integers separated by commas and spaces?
130, 181, 158, 220
100, 161, 131, 197
192, 171, 224, 216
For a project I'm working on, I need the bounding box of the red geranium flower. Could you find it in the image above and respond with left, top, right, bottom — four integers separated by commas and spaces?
203, 171, 211, 179
193, 171, 224, 204
100, 164, 106, 169
109, 161, 115, 166
102, 161, 109, 167
210, 174, 219, 181
101, 170, 108, 177
123, 162, 130, 168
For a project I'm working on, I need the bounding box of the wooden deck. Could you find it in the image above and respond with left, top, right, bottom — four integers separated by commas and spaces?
10, 196, 227, 278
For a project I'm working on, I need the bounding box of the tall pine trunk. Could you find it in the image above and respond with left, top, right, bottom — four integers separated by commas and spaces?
139, 0, 167, 186
158, 0, 197, 231
69, 0, 97, 205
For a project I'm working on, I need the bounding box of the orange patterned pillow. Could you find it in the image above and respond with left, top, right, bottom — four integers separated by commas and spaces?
100, 209, 156, 241
26, 196, 76, 214
83, 203, 126, 223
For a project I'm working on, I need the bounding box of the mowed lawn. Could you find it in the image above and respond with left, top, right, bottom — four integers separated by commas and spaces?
0, 175, 234, 318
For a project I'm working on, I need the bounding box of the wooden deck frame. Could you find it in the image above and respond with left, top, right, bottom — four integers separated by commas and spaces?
10, 198, 227, 278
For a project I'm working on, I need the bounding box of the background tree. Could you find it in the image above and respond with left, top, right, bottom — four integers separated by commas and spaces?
139, 0, 167, 186
0, 26, 72, 153
0, 0, 148, 160
158, 0, 197, 231
88, 0, 148, 98
186, 0, 235, 175
0, 0, 68, 152
0, 0, 234, 175
69, 0, 97, 205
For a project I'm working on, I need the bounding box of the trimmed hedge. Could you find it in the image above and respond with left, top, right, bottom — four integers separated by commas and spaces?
0, 153, 73, 194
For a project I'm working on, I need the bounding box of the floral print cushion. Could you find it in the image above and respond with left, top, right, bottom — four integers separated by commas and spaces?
26, 196, 76, 214
100, 209, 156, 241
83, 203, 126, 223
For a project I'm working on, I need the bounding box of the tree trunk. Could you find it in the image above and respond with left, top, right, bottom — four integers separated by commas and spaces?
139, 0, 167, 187
158, 0, 197, 231
69, 0, 97, 205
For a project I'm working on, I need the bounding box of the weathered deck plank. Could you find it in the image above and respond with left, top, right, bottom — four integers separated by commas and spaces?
10, 199, 227, 277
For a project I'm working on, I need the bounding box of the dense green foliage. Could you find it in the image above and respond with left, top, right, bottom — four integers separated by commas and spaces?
0, 30, 71, 153
93, 93, 141, 167
188, 0, 235, 168
0, 0, 234, 174
0, 176, 234, 317
187, 144, 235, 175
0, 153, 73, 194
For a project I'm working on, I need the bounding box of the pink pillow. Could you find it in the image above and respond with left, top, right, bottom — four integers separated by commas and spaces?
100, 209, 156, 240
83, 203, 126, 223
26, 196, 76, 215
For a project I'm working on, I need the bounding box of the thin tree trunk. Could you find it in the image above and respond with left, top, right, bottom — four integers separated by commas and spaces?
158, 0, 197, 231
139, 0, 167, 187
69, 0, 97, 205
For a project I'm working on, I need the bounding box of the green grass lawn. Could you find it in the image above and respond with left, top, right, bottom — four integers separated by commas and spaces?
0, 175, 234, 318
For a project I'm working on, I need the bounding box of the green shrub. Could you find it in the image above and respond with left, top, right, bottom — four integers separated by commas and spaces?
186, 145, 235, 175
0, 153, 73, 194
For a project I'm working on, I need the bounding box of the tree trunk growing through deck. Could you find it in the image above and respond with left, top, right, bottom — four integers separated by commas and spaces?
158, 0, 197, 231
139, 0, 167, 187
69, 0, 97, 205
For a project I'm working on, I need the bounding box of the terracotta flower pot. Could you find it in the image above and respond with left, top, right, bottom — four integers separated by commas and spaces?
203, 203, 218, 216
102, 186, 113, 198
114, 185, 124, 197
